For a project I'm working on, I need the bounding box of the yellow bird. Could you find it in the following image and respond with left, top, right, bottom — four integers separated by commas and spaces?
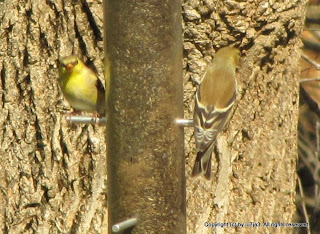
58, 56, 105, 116
192, 46, 240, 179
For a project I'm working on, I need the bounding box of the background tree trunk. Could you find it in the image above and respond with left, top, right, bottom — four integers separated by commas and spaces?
183, 1, 307, 233
0, 0, 306, 233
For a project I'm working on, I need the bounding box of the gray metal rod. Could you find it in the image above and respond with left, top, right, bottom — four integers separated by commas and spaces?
112, 218, 138, 233
104, 0, 186, 233
176, 119, 194, 127
65, 116, 107, 125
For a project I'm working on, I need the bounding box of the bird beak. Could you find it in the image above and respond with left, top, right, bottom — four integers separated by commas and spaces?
66, 63, 75, 71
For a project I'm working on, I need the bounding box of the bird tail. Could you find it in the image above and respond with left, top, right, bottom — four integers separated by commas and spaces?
191, 143, 214, 179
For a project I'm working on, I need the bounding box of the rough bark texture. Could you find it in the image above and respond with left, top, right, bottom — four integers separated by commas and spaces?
0, 0, 306, 233
183, 0, 306, 233
0, 0, 107, 233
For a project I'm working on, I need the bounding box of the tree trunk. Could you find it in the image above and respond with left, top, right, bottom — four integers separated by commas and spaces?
183, 1, 306, 233
0, 0, 306, 233
0, 0, 107, 233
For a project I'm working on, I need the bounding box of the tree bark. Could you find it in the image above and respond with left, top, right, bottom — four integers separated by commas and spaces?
0, 0, 307, 233
184, 1, 306, 233
0, 0, 107, 233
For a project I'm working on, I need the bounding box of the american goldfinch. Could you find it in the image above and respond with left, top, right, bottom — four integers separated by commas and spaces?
58, 56, 105, 115
192, 46, 240, 179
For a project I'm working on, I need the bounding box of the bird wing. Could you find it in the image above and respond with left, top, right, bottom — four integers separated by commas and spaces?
194, 89, 235, 152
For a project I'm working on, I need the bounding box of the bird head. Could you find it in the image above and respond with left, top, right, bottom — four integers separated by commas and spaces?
215, 46, 241, 67
58, 56, 81, 74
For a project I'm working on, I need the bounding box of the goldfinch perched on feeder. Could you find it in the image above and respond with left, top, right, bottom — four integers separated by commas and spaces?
58, 56, 105, 116
192, 46, 240, 179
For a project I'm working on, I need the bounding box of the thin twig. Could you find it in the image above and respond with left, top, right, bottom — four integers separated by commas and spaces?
303, 39, 320, 51
302, 53, 320, 70
300, 77, 320, 83
311, 121, 320, 228
304, 28, 320, 31
300, 86, 320, 118
297, 176, 311, 234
